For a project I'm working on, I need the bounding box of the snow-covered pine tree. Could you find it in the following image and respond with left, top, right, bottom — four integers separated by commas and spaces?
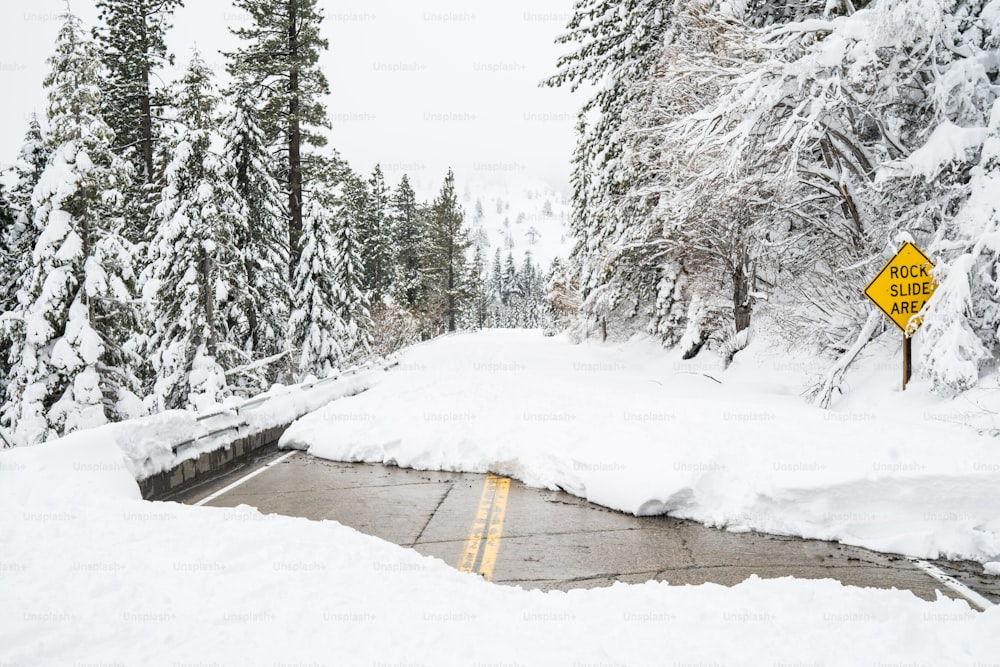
93, 0, 183, 241
424, 169, 472, 333
361, 164, 393, 304
7, 115, 48, 242
4, 11, 141, 445
0, 118, 51, 406
0, 186, 18, 316
501, 252, 518, 310
222, 88, 291, 387
464, 245, 489, 329
331, 172, 373, 360
143, 53, 248, 411
290, 158, 371, 378
2, 117, 50, 311
487, 248, 504, 326
0, 186, 17, 390
517, 252, 544, 328
545, 0, 672, 339
225, 0, 331, 279
390, 174, 427, 311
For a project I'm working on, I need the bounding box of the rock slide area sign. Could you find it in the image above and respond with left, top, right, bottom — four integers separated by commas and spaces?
863, 242, 936, 335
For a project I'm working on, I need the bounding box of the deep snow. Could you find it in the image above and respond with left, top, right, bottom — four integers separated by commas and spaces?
4, 328, 1000, 664
282, 330, 1000, 567
2, 428, 998, 665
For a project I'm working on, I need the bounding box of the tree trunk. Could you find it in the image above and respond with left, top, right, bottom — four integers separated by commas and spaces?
202, 250, 216, 357
140, 89, 154, 185
732, 258, 752, 334
447, 235, 455, 332
139, 10, 154, 186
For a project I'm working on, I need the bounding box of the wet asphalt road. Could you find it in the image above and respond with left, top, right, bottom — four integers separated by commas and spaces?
170, 450, 999, 606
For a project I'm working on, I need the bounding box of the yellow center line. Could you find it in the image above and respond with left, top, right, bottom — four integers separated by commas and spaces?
457, 473, 511, 581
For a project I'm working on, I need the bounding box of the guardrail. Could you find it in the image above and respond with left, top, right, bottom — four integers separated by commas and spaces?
170, 356, 399, 458
2, 330, 458, 456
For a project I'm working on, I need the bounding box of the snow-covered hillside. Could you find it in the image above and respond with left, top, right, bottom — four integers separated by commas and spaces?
460, 179, 572, 271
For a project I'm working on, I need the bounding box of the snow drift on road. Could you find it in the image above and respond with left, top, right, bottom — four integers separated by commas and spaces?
2, 425, 998, 664
282, 330, 1000, 565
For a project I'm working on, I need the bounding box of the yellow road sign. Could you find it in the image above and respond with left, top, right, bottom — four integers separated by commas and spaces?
864, 242, 936, 336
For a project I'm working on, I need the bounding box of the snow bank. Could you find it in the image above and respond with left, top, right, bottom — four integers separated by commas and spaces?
1, 422, 998, 664
283, 330, 1000, 564
77, 359, 395, 482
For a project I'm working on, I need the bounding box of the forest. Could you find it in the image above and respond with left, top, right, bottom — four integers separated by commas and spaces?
546, 0, 1000, 406
0, 0, 550, 446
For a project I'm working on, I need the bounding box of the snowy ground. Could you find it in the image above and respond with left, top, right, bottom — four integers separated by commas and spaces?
2, 430, 998, 665
4, 329, 1000, 664
283, 330, 1000, 567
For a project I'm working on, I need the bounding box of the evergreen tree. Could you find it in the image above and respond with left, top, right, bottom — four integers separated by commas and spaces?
8, 115, 48, 230
0, 185, 17, 367
424, 169, 471, 332
4, 12, 140, 444
545, 0, 673, 340
226, 0, 331, 279
465, 245, 489, 329
143, 53, 247, 411
361, 164, 393, 303
390, 175, 426, 310
0, 118, 50, 408
488, 248, 504, 324
290, 160, 371, 378
3, 117, 50, 311
94, 0, 182, 184
501, 252, 518, 308
94, 0, 183, 241
331, 174, 373, 360
222, 88, 291, 384
518, 253, 544, 328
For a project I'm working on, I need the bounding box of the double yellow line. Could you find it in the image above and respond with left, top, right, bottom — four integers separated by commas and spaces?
457, 473, 510, 581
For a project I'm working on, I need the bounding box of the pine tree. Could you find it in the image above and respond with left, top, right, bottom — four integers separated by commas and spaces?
290, 160, 371, 378
331, 173, 373, 360
545, 0, 674, 340
222, 88, 290, 385
94, 0, 182, 184
390, 175, 427, 311
0, 118, 50, 408
8, 115, 48, 231
518, 252, 543, 328
143, 53, 247, 411
501, 252, 518, 308
4, 12, 140, 444
488, 248, 504, 325
0, 183, 17, 330
424, 169, 471, 333
94, 0, 183, 241
361, 164, 393, 304
3, 118, 50, 311
225, 0, 331, 279
465, 245, 489, 329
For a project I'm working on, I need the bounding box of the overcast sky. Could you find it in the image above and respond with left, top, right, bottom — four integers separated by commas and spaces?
0, 0, 585, 197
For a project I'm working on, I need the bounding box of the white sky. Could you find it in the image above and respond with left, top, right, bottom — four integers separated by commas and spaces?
0, 0, 585, 197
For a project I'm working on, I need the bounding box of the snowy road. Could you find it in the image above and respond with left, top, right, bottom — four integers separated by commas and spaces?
173, 451, 999, 604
